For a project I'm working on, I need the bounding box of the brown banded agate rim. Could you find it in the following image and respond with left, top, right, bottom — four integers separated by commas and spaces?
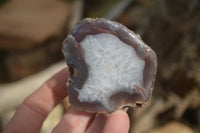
62, 18, 157, 113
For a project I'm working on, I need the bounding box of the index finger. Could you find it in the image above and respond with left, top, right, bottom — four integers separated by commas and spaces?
3, 68, 69, 133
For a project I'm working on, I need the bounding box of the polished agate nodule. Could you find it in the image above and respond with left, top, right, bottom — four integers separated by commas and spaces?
62, 18, 157, 113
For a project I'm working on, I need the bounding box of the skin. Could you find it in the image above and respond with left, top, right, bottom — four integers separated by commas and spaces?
2, 68, 130, 133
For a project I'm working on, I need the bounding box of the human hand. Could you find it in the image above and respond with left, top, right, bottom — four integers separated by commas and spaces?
3, 68, 130, 133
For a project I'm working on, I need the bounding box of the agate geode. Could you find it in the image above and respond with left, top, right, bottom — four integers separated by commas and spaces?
62, 18, 157, 113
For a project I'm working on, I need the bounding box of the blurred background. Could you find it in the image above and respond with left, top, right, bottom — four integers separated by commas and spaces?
0, 0, 200, 133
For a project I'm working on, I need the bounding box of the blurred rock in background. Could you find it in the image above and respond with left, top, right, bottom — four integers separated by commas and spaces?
0, 0, 71, 81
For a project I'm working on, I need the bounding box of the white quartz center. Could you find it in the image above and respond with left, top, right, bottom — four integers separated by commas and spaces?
77, 33, 145, 109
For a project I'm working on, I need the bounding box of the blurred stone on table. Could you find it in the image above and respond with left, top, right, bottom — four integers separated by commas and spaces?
0, 0, 71, 50
0, 0, 72, 81
148, 121, 195, 133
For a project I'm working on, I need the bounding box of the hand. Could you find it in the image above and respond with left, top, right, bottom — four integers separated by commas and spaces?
3, 68, 130, 133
